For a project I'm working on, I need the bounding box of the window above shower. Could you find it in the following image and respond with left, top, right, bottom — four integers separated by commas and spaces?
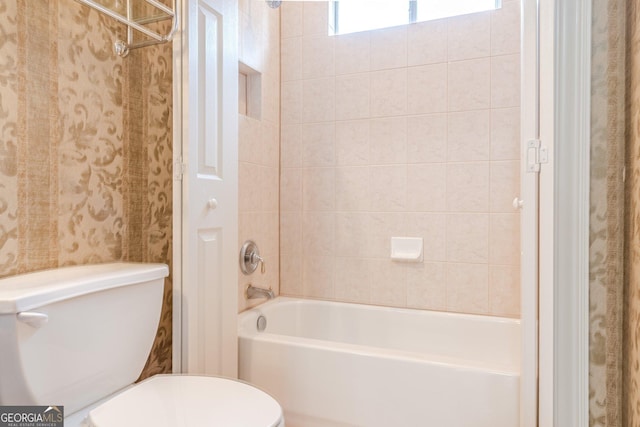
329, 0, 502, 35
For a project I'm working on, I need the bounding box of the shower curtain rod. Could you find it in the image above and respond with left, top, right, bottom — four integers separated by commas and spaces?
74, 0, 178, 57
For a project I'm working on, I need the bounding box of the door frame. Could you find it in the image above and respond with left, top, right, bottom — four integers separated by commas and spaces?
172, 0, 184, 373
168, 0, 593, 420
520, 0, 539, 424
538, 0, 591, 424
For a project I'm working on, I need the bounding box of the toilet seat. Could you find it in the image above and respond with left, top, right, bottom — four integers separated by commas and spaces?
87, 375, 284, 427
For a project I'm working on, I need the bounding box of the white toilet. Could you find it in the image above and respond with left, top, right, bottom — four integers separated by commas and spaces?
0, 263, 284, 427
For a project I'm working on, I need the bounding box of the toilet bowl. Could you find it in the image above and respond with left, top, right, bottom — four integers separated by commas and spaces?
86, 375, 283, 427
0, 263, 284, 427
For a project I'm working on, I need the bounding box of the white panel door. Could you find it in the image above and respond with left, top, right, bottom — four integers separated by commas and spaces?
180, 0, 238, 377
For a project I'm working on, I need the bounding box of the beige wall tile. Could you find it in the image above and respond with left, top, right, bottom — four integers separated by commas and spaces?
280, 253, 303, 296
238, 0, 249, 15
303, 77, 336, 122
335, 212, 371, 257
407, 163, 447, 212
335, 73, 371, 120
370, 26, 408, 70
281, 167, 302, 212
261, 166, 280, 211
407, 63, 448, 114
335, 166, 371, 211
281, 36, 302, 82
367, 212, 406, 258
447, 11, 491, 61
262, 121, 280, 167
491, 1, 521, 56
336, 120, 370, 165
334, 257, 372, 304
407, 262, 447, 310
303, 1, 329, 36
489, 213, 520, 265
407, 114, 448, 163
370, 165, 407, 211
489, 265, 520, 317
282, 80, 303, 124
408, 19, 448, 66
248, 3, 265, 46
239, 11, 261, 69
490, 107, 520, 160
303, 255, 335, 298
370, 260, 407, 307
446, 162, 490, 212
263, 74, 282, 124
490, 160, 520, 212
369, 117, 408, 164
263, 212, 281, 256
281, 124, 303, 167
303, 167, 336, 211
448, 58, 491, 111
491, 54, 520, 108
405, 213, 447, 261
303, 211, 335, 256
302, 35, 335, 79
447, 110, 490, 161
280, 211, 302, 255
281, 2, 303, 38
335, 32, 371, 75
370, 69, 408, 117
238, 212, 260, 251
446, 263, 489, 314
446, 213, 489, 263
302, 122, 336, 167
264, 3, 281, 42
239, 162, 260, 212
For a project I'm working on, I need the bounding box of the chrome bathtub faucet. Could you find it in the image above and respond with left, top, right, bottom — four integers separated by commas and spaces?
246, 284, 275, 300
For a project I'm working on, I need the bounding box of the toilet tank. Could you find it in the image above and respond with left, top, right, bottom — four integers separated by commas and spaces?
0, 263, 169, 416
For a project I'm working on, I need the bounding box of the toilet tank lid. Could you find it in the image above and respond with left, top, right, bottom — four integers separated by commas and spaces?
0, 263, 169, 314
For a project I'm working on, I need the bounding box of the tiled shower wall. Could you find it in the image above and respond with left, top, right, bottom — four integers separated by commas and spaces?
279, 1, 521, 317
238, 0, 281, 312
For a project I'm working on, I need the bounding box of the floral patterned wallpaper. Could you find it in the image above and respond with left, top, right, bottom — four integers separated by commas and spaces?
625, 0, 640, 424
0, 0, 173, 379
0, 0, 18, 276
590, 0, 625, 425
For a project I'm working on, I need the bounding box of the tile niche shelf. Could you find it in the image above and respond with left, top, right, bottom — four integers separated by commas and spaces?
239, 61, 262, 120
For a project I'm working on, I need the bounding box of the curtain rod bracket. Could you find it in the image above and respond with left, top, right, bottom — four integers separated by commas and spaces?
114, 40, 130, 58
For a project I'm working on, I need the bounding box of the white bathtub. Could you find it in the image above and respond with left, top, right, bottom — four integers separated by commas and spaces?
238, 297, 521, 427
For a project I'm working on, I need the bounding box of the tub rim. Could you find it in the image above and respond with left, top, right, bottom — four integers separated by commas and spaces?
238, 296, 521, 376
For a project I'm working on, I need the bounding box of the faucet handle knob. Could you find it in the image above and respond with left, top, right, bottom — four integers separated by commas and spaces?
249, 252, 266, 274
240, 240, 266, 275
